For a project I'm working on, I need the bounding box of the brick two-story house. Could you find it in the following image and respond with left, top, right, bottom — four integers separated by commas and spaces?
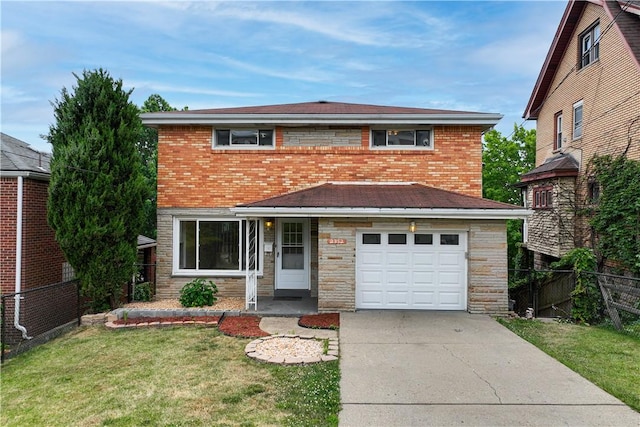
521, 0, 640, 268
142, 101, 529, 314
1, 133, 68, 341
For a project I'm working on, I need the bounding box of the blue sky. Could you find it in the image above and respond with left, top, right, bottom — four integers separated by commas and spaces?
2, 1, 567, 153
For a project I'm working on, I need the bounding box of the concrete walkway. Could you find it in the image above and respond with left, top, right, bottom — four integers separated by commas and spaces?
259, 316, 338, 339
339, 311, 639, 426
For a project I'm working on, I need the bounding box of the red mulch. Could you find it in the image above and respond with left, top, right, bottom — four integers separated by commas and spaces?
113, 315, 220, 325
218, 315, 270, 338
298, 313, 340, 329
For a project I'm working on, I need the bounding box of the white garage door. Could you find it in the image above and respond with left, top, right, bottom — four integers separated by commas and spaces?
356, 231, 467, 310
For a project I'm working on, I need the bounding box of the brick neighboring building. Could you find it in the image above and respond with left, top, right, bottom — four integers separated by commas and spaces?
1, 133, 66, 296
142, 101, 529, 314
521, 0, 640, 267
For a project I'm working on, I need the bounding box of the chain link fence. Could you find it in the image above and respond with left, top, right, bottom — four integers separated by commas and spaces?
1, 279, 80, 363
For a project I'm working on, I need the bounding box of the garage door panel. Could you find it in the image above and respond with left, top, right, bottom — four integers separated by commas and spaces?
438, 292, 463, 306
359, 251, 384, 265
387, 270, 410, 284
357, 231, 467, 310
439, 271, 462, 285
412, 252, 435, 266
387, 252, 410, 266
387, 291, 410, 305
412, 271, 435, 285
439, 252, 463, 266
361, 290, 384, 305
360, 270, 383, 285
412, 291, 436, 306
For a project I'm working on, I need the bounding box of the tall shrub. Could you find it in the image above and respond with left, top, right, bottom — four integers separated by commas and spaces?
47, 69, 147, 311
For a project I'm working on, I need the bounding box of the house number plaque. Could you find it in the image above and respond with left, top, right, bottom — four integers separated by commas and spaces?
327, 238, 347, 245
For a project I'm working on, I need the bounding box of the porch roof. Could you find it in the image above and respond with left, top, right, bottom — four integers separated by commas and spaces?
232, 183, 531, 220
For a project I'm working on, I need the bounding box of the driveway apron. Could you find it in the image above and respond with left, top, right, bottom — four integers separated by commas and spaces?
339, 311, 639, 426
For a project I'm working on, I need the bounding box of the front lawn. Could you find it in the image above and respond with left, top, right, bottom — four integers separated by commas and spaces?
0, 325, 340, 426
499, 319, 640, 412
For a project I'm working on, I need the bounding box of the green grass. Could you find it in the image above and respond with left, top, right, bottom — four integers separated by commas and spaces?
0, 326, 340, 427
499, 318, 640, 412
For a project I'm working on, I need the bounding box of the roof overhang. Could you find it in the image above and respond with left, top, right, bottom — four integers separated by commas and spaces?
231, 206, 532, 220
141, 113, 503, 131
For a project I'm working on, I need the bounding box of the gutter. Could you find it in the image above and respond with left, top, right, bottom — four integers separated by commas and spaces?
14, 176, 31, 339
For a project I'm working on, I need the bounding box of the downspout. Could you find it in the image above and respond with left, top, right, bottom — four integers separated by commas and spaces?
14, 176, 31, 339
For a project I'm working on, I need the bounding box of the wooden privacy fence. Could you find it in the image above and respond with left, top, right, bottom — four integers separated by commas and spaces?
594, 272, 640, 332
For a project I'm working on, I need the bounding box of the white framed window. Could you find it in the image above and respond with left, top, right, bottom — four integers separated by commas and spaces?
579, 22, 600, 69
555, 112, 563, 150
573, 101, 583, 139
213, 129, 274, 148
173, 218, 262, 276
371, 128, 433, 149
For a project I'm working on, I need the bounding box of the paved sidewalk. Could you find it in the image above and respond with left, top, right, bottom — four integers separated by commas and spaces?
339, 311, 639, 426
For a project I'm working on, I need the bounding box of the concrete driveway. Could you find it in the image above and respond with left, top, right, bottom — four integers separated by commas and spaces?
339, 311, 639, 426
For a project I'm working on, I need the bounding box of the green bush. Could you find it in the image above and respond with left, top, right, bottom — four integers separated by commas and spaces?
179, 278, 218, 307
133, 282, 152, 302
551, 248, 602, 324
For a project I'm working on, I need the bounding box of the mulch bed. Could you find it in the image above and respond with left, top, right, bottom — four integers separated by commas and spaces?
112, 315, 220, 325
298, 313, 340, 329
218, 315, 270, 338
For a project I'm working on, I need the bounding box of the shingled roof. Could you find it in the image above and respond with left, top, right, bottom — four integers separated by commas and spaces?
520, 154, 579, 183
141, 101, 503, 131
233, 183, 529, 220
1, 133, 51, 178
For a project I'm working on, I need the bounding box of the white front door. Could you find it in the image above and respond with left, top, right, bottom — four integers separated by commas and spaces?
276, 219, 310, 290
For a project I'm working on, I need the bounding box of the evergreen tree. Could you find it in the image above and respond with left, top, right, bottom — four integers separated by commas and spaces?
47, 69, 146, 311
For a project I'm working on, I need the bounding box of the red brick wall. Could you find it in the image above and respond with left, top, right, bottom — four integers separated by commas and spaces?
157, 125, 484, 208
1, 178, 18, 295
0, 177, 66, 295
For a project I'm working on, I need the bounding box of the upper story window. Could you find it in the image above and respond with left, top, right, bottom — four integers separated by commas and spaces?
214, 129, 274, 148
554, 112, 563, 150
371, 128, 433, 149
579, 22, 600, 69
533, 186, 553, 209
573, 101, 583, 139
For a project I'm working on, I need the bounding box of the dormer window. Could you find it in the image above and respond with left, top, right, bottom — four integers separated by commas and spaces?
371, 128, 433, 149
579, 22, 600, 69
214, 129, 274, 148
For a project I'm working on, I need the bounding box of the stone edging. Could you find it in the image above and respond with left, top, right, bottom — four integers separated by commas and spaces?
245, 334, 339, 365
108, 308, 242, 321
105, 319, 219, 329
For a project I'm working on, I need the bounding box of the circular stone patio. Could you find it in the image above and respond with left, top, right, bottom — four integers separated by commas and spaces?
245, 334, 339, 365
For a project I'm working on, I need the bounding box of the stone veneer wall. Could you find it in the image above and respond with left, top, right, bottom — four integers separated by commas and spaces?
155, 209, 320, 300
526, 177, 576, 259
317, 218, 508, 314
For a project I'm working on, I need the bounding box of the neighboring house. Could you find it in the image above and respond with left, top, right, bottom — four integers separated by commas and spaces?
141, 101, 529, 314
521, 0, 640, 268
1, 133, 67, 296
1, 133, 68, 341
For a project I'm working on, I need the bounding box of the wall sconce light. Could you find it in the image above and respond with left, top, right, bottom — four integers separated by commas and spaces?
265, 219, 274, 230
409, 221, 416, 233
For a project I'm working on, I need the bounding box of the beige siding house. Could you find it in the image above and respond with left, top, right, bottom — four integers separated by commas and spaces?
522, 0, 640, 267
